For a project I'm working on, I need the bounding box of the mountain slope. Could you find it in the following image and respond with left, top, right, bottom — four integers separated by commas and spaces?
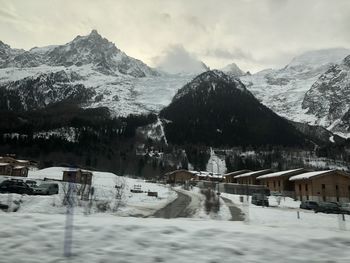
302, 55, 350, 137
160, 70, 307, 147
0, 70, 94, 112
240, 48, 350, 132
221, 62, 245, 77
0, 31, 193, 116
0, 30, 158, 78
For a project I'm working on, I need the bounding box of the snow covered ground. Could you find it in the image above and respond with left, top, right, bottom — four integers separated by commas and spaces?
0, 167, 177, 217
1, 169, 350, 262
0, 211, 349, 263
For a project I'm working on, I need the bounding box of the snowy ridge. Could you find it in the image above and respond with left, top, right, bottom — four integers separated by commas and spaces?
174, 70, 248, 101
240, 48, 350, 136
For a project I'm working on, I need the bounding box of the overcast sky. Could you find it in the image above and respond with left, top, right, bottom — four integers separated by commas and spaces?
1, 0, 349, 72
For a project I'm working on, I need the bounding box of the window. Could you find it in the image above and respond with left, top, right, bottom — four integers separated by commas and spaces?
335, 185, 338, 190
299, 184, 301, 191
278, 181, 280, 187
305, 184, 308, 191
322, 184, 325, 190
273, 181, 276, 188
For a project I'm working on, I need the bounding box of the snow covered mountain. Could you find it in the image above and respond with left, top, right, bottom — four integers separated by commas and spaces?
160, 70, 307, 147
240, 48, 350, 137
0, 30, 193, 116
302, 55, 350, 137
0, 30, 158, 77
221, 62, 245, 77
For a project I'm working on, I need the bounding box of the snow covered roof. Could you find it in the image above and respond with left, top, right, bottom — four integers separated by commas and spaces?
224, 170, 251, 177
256, 168, 305, 180
194, 171, 224, 178
16, 159, 29, 163
0, 162, 10, 166
234, 169, 272, 179
289, 170, 336, 181
165, 170, 196, 176
13, 165, 27, 169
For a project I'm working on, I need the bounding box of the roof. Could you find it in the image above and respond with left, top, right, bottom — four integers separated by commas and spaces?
256, 168, 305, 180
16, 160, 29, 163
13, 165, 28, 169
224, 170, 251, 177
0, 162, 10, 166
289, 170, 336, 181
234, 169, 272, 179
194, 171, 223, 178
165, 169, 195, 176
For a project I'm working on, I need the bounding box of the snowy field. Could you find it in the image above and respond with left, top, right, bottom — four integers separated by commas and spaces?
1, 168, 350, 262
0, 213, 349, 263
0, 167, 177, 217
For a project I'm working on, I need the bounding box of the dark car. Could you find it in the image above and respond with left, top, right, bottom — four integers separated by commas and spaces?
314, 202, 342, 214
0, 180, 33, 195
33, 183, 59, 195
25, 180, 38, 188
300, 201, 319, 210
251, 193, 269, 207
339, 203, 350, 215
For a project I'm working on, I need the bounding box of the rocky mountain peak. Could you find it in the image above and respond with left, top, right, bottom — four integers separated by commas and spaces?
221, 62, 245, 77
173, 70, 248, 101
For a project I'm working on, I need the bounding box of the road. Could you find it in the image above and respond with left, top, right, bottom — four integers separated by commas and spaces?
221, 196, 245, 221
152, 190, 192, 219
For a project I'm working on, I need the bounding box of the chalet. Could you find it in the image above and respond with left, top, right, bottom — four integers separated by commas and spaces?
289, 170, 350, 203
234, 169, 272, 185
0, 156, 30, 177
256, 168, 306, 194
11, 166, 29, 177
194, 171, 224, 182
224, 170, 251, 183
62, 169, 93, 185
165, 170, 196, 184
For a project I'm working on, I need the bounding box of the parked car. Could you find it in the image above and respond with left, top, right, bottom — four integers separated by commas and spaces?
340, 203, 350, 215
0, 180, 33, 195
300, 201, 319, 210
33, 183, 59, 195
251, 193, 269, 207
25, 180, 38, 188
314, 202, 342, 214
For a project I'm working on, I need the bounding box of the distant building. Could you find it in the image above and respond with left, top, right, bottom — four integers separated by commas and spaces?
234, 169, 272, 185
62, 169, 93, 185
0, 156, 30, 177
289, 170, 350, 203
224, 170, 251, 183
194, 171, 224, 182
257, 168, 306, 195
165, 170, 196, 184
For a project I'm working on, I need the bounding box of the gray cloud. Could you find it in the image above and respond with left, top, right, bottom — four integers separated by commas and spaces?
0, 0, 349, 72
153, 44, 208, 74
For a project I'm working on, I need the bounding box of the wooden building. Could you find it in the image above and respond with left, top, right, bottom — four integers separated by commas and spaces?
63, 169, 93, 185
224, 170, 250, 183
289, 170, 350, 203
0, 156, 30, 177
234, 169, 272, 185
256, 168, 305, 194
11, 166, 29, 177
165, 170, 196, 184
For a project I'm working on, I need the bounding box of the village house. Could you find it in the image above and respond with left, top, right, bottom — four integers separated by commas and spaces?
0, 156, 30, 177
165, 170, 196, 184
62, 169, 93, 185
256, 168, 306, 195
224, 170, 250, 183
234, 169, 272, 185
289, 170, 350, 203
194, 171, 224, 182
